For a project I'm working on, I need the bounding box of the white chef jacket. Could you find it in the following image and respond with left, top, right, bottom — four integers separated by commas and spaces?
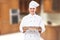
20, 14, 45, 40
20, 14, 45, 33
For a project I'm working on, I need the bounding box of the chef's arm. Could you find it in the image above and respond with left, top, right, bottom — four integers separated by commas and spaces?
39, 18, 46, 33
20, 23, 23, 33
20, 18, 25, 33
40, 22, 45, 33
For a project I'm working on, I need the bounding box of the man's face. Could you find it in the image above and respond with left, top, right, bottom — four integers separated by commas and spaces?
29, 8, 36, 14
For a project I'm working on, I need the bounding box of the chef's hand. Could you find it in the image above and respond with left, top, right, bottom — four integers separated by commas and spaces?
23, 27, 28, 33
38, 27, 42, 33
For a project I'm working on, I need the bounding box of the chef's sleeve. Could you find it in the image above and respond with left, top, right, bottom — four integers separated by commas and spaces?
19, 18, 24, 33
39, 18, 46, 33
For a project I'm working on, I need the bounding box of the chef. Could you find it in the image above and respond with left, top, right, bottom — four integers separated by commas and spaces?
20, 1, 45, 40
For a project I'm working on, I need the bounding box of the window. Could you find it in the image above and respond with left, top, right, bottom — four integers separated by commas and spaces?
9, 9, 20, 24
12, 16, 18, 24
12, 9, 18, 14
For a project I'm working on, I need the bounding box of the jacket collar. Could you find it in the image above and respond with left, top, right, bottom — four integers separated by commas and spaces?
28, 13, 36, 17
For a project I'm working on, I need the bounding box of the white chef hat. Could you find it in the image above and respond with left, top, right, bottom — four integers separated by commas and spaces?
29, 1, 39, 8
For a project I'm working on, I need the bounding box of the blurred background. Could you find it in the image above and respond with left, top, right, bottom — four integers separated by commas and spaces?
0, 0, 60, 40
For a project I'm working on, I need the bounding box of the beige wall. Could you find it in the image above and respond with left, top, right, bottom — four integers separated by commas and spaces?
47, 13, 60, 25
40, 12, 60, 26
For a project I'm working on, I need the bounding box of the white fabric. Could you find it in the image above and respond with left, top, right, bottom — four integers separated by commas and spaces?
20, 14, 45, 33
29, 1, 39, 8
24, 30, 44, 40
20, 14, 45, 40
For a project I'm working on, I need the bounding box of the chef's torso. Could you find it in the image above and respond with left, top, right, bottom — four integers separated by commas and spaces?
22, 14, 41, 27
